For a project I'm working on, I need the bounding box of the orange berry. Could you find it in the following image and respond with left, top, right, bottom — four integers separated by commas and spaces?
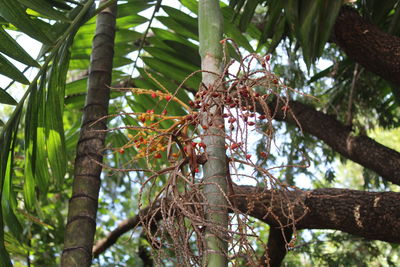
260, 152, 267, 158
119, 148, 124, 154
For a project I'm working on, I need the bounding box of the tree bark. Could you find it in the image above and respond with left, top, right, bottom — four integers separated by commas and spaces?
256, 99, 400, 185
234, 185, 400, 243
333, 6, 400, 88
61, 2, 117, 266
260, 228, 293, 267
92, 185, 400, 258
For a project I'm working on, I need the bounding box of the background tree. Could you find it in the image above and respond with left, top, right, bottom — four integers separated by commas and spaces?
0, 0, 399, 266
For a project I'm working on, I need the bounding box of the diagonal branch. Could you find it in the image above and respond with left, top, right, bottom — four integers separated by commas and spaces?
258, 99, 400, 185
93, 205, 161, 258
333, 6, 400, 88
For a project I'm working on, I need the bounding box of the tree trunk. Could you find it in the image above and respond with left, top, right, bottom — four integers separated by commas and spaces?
198, 0, 228, 266
61, 2, 117, 266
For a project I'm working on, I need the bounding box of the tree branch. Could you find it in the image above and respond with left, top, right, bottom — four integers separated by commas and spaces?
93, 185, 400, 258
233, 185, 400, 243
259, 227, 293, 267
259, 99, 400, 185
333, 6, 400, 88
93, 205, 161, 258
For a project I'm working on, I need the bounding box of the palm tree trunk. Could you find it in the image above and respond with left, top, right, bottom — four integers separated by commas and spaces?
199, 0, 228, 266
61, 1, 117, 266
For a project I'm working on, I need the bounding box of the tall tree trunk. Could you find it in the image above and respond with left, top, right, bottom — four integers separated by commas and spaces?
61, 2, 117, 266
198, 0, 228, 266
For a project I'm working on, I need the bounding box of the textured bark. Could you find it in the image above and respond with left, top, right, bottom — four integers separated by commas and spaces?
257, 99, 400, 185
234, 185, 400, 243
61, 2, 117, 266
333, 6, 400, 88
260, 228, 293, 267
92, 185, 400, 259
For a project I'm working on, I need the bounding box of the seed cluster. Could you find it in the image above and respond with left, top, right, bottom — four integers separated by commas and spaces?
101, 39, 309, 267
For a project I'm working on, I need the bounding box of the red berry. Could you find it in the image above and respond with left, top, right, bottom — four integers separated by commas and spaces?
260, 152, 267, 158
231, 143, 239, 149
265, 54, 270, 62
248, 122, 255, 126
194, 168, 200, 173
246, 154, 251, 160
151, 92, 157, 98
258, 115, 267, 120
162, 110, 167, 115
228, 117, 236, 123
165, 95, 172, 101
154, 153, 162, 159
119, 148, 124, 154
191, 142, 197, 147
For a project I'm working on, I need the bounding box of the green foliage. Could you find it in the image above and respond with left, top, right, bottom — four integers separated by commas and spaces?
0, 0, 400, 265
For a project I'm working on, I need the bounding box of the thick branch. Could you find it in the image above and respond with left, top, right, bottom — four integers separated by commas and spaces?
233, 185, 400, 243
260, 228, 293, 267
93, 185, 400, 257
259, 99, 400, 185
333, 6, 400, 87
